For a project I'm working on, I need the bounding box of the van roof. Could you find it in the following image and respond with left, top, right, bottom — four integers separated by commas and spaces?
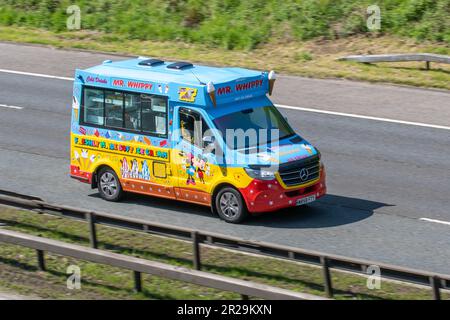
77, 58, 271, 107
83, 58, 263, 86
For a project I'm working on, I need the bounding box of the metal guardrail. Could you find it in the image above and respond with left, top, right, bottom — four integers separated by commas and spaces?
338, 53, 450, 70
0, 229, 323, 300
0, 189, 449, 300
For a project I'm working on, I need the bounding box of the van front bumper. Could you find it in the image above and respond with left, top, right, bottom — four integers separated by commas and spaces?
240, 166, 327, 213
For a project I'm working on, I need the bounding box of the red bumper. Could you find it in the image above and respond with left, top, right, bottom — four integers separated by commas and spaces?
240, 166, 327, 213
70, 165, 93, 184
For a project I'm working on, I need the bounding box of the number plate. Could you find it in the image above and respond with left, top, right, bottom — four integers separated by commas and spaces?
296, 195, 316, 206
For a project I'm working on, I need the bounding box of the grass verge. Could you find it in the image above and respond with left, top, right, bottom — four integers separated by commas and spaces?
0, 206, 447, 300
0, 26, 449, 90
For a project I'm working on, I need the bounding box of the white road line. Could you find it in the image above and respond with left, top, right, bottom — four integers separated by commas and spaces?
0, 103, 23, 110
420, 218, 450, 226
0, 68, 448, 131
0, 68, 74, 81
276, 104, 450, 131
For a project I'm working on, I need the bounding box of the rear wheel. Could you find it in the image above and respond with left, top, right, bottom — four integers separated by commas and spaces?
215, 187, 248, 224
98, 167, 123, 202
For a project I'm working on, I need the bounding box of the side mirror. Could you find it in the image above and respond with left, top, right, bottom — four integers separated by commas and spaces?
203, 135, 216, 154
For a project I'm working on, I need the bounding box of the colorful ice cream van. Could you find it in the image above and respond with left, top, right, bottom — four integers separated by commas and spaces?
70, 58, 326, 223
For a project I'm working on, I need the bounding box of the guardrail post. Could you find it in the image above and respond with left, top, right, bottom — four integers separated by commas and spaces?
426, 61, 431, 70
85, 212, 98, 249
36, 249, 45, 271
191, 231, 201, 270
133, 271, 142, 293
429, 276, 441, 300
320, 256, 333, 298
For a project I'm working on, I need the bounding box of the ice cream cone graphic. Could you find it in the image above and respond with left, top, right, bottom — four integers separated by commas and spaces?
207, 82, 216, 107
87, 154, 96, 171
74, 150, 82, 168
209, 92, 217, 107
268, 70, 276, 96
81, 149, 89, 170
72, 96, 80, 120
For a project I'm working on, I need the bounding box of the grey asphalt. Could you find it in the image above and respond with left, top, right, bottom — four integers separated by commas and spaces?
0, 43, 449, 274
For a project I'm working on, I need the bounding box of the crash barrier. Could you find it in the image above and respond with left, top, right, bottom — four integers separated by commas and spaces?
0, 189, 448, 300
0, 229, 324, 300
338, 53, 450, 70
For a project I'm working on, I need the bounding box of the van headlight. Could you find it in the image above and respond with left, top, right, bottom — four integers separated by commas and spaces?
244, 166, 276, 180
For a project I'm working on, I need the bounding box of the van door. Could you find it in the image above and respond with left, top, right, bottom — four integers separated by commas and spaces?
172, 107, 218, 205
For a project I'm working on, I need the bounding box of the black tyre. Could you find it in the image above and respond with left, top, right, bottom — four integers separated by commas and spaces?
97, 167, 123, 202
215, 187, 248, 224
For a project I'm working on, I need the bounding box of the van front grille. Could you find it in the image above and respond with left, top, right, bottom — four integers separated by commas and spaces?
278, 155, 320, 187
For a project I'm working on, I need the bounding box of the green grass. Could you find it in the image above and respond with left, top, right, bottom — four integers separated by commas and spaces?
1, 26, 449, 90
0, 207, 448, 300
0, 0, 448, 50
0, 1, 449, 89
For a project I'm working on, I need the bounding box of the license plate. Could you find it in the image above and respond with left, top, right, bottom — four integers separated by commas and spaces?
296, 195, 316, 206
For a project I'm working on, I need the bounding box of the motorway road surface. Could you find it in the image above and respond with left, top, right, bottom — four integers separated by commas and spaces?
0, 42, 449, 274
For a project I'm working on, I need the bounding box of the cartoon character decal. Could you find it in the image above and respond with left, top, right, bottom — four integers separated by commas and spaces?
186, 153, 196, 185
196, 156, 206, 184
178, 87, 198, 103
180, 152, 213, 186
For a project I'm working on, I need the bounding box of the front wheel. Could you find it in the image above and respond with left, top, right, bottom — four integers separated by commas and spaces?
215, 187, 248, 224
98, 167, 123, 202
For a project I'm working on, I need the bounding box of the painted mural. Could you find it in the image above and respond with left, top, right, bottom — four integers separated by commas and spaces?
120, 158, 151, 181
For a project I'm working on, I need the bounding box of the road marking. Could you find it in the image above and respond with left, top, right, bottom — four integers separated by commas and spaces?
276, 104, 450, 131
0, 103, 23, 110
0, 68, 449, 131
0, 68, 74, 81
420, 218, 450, 226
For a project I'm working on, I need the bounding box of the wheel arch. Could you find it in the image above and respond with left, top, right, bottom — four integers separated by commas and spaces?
91, 163, 119, 189
210, 182, 247, 215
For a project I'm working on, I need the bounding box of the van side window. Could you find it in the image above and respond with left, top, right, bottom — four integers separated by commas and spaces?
83, 88, 104, 126
179, 108, 210, 148
142, 96, 167, 136
81, 87, 168, 138
124, 93, 141, 131
105, 90, 124, 128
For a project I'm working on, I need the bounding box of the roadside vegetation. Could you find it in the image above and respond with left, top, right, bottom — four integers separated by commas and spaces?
0, 207, 448, 300
0, 1, 449, 89
0, 0, 448, 49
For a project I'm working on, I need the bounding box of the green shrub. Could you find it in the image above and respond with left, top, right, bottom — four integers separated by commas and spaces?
0, 0, 448, 49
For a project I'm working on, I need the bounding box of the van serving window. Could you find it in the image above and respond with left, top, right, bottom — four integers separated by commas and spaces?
81, 87, 168, 138
83, 88, 104, 126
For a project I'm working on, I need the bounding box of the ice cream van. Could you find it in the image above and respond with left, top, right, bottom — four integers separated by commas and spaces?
70, 58, 326, 223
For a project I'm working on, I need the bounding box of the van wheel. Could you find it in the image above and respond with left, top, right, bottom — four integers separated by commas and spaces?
215, 187, 248, 224
98, 167, 123, 202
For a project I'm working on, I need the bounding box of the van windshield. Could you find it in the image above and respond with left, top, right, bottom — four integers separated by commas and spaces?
212, 105, 295, 150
